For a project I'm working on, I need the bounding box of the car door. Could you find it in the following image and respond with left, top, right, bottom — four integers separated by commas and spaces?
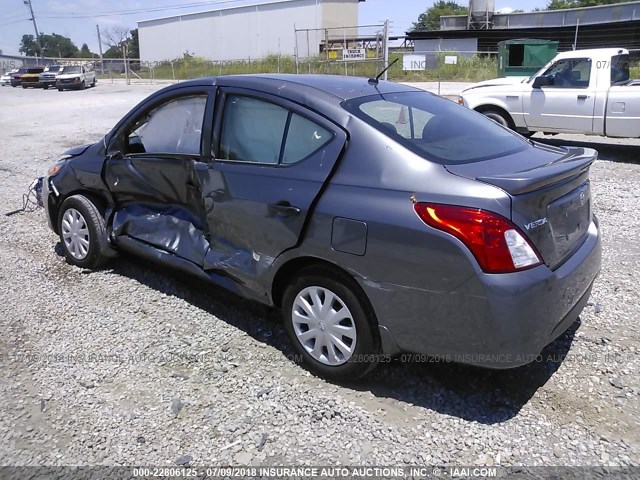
523, 57, 596, 133
195, 88, 347, 294
104, 86, 214, 267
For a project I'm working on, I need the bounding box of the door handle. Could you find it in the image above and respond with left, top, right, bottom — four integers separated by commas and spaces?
577, 95, 589, 100
270, 201, 301, 217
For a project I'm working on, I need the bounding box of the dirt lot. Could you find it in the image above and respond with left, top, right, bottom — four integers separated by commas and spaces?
0, 82, 638, 468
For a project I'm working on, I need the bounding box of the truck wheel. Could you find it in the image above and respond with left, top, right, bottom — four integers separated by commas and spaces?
91, 78, 96, 87
481, 109, 511, 128
43, 85, 49, 90
80, 81, 86, 90
58, 195, 110, 269
281, 266, 381, 380
58, 88, 63, 92
22, 85, 27, 89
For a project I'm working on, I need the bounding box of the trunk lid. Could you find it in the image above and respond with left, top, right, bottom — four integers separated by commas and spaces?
445, 142, 596, 270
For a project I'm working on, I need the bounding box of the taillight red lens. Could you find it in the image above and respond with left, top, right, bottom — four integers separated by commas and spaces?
414, 203, 541, 273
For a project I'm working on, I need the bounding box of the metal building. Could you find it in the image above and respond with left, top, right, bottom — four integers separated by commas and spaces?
138, 0, 364, 63
410, 1, 640, 53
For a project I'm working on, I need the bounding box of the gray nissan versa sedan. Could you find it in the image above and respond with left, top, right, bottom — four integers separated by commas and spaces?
42, 75, 601, 379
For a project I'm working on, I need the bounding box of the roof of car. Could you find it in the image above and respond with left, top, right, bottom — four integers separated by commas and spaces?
178, 74, 422, 101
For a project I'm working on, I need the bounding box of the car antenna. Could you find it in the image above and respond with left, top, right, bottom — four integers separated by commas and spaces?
368, 58, 399, 86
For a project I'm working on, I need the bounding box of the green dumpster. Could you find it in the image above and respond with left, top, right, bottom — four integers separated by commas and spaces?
497, 39, 559, 77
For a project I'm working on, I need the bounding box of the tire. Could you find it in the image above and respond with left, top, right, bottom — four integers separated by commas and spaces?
22, 85, 27, 89
80, 80, 86, 90
281, 266, 381, 380
57, 195, 110, 269
58, 88, 63, 92
43, 85, 49, 90
91, 78, 96, 87
481, 109, 511, 129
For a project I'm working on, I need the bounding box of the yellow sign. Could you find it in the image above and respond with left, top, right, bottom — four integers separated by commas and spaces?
328, 51, 338, 59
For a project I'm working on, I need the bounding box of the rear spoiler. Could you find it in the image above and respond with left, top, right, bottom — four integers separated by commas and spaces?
476, 149, 596, 195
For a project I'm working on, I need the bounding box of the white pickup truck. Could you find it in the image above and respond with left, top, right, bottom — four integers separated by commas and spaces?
459, 48, 640, 138
55, 65, 96, 91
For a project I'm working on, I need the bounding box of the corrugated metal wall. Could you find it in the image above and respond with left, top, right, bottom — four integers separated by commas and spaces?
138, 0, 359, 63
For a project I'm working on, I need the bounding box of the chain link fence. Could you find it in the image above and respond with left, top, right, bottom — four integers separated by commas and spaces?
41, 52, 498, 84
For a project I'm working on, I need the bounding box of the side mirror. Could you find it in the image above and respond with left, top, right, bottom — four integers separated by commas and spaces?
533, 75, 553, 88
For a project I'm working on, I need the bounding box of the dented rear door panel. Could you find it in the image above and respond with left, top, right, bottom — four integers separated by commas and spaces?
196, 88, 347, 295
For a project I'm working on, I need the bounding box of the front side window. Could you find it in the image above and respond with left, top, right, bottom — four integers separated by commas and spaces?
127, 95, 207, 155
219, 95, 333, 165
541, 58, 592, 88
343, 92, 529, 165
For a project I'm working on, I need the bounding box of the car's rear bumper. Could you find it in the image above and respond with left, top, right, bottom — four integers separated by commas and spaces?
359, 219, 602, 368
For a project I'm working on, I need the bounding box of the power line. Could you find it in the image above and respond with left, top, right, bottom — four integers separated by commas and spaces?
0, 18, 29, 28
35, 0, 253, 19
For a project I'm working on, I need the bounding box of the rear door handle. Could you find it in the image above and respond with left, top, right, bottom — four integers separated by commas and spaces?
270, 201, 301, 217
577, 95, 589, 100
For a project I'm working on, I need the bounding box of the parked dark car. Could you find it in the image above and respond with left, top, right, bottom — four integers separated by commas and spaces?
42, 75, 601, 379
10, 67, 29, 87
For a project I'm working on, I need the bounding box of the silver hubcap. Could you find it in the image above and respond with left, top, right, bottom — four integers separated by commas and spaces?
61, 208, 90, 260
292, 286, 357, 366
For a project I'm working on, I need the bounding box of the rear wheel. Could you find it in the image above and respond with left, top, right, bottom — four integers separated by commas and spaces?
282, 267, 381, 380
58, 195, 110, 269
58, 88, 63, 92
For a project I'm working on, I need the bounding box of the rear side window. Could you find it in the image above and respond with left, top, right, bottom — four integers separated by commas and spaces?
220, 96, 288, 164
219, 95, 333, 165
282, 114, 331, 164
343, 92, 529, 165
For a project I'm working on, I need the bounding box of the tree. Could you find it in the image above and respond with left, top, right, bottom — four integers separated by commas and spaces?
129, 29, 139, 59
102, 26, 133, 58
76, 43, 97, 58
19, 33, 78, 57
411, 1, 468, 31
547, 0, 631, 8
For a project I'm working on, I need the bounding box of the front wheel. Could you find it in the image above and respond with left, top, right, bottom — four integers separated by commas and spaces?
481, 109, 511, 128
80, 80, 86, 90
282, 267, 381, 380
58, 195, 110, 269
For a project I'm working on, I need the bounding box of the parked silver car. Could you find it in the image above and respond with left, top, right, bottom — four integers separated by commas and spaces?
42, 75, 601, 379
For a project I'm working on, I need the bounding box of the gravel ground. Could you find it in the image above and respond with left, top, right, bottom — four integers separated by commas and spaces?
0, 83, 638, 468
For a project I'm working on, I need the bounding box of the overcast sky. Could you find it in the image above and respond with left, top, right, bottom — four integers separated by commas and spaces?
0, 0, 550, 56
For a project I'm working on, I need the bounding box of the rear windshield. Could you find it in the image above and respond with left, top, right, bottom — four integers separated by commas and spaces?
342, 92, 529, 165
611, 54, 630, 84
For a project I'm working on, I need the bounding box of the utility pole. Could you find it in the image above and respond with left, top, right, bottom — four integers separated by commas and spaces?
24, 0, 43, 63
382, 19, 390, 81
96, 25, 104, 74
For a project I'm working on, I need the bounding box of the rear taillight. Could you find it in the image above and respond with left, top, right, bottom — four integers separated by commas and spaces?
414, 203, 541, 274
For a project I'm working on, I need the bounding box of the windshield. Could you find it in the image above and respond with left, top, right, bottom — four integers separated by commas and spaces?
61, 66, 81, 74
343, 92, 529, 165
45, 66, 61, 72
